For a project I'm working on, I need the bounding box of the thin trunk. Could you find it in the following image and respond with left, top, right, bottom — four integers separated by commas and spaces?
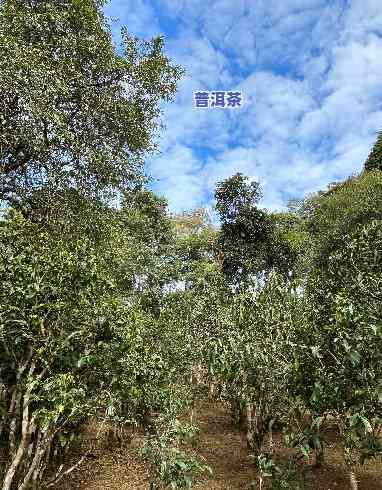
18, 429, 44, 490
268, 428, 274, 454
2, 362, 35, 490
209, 380, 215, 398
38, 438, 53, 486
196, 362, 202, 385
8, 391, 21, 456
8, 350, 33, 457
0, 386, 9, 439
230, 398, 245, 430
46, 452, 90, 488
0, 416, 4, 439
2, 415, 33, 490
45, 436, 52, 466
31, 425, 57, 488
349, 471, 358, 490
189, 369, 195, 425
252, 402, 266, 457
32, 438, 50, 489
246, 402, 254, 450
315, 445, 324, 467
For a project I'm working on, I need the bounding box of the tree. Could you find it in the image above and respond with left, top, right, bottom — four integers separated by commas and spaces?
215, 173, 303, 287
289, 170, 382, 488
214, 173, 271, 286
0, 2, 186, 487
297, 219, 382, 489
171, 208, 217, 290
0, 212, 121, 489
215, 173, 262, 223
118, 188, 175, 314
302, 171, 382, 276
0, 0, 183, 207
0, 208, 199, 489
365, 131, 382, 171
267, 211, 307, 279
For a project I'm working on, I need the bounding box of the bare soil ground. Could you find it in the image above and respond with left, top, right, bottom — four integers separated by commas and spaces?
58, 403, 382, 490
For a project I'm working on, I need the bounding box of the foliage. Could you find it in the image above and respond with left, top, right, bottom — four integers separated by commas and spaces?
0, 0, 183, 206
365, 131, 382, 171
207, 273, 306, 456
215, 173, 304, 286
302, 170, 382, 271
0, 205, 191, 489
214, 173, 271, 285
0, 212, 121, 488
141, 419, 210, 489
267, 211, 308, 278
291, 189, 382, 483
252, 454, 310, 490
171, 208, 217, 290
301, 219, 382, 449
0, 2, 184, 487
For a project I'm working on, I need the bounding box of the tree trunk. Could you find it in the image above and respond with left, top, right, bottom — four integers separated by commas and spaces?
349, 471, 358, 490
230, 398, 246, 430
0, 386, 10, 440
196, 362, 202, 385
315, 445, 324, 467
2, 362, 35, 490
246, 402, 254, 450
18, 430, 45, 490
9, 391, 23, 456
209, 382, 215, 398
268, 427, 274, 454
2, 417, 33, 490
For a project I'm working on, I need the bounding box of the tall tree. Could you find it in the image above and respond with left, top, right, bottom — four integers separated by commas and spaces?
0, 0, 182, 207
215, 173, 270, 286
214, 173, 302, 286
0, 2, 185, 488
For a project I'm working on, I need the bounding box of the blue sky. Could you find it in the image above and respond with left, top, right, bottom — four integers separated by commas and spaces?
104, 0, 382, 213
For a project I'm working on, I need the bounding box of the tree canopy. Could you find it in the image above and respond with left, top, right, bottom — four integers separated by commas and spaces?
0, 0, 182, 208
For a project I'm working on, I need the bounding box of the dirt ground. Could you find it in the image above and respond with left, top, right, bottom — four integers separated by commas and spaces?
58, 403, 382, 490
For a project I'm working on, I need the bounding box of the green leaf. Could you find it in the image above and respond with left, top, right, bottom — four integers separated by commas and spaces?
176, 461, 187, 470
300, 444, 311, 459
349, 351, 361, 366
359, 416, 373, 434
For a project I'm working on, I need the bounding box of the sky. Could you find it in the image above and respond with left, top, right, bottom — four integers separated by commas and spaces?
104, 0, 382, 214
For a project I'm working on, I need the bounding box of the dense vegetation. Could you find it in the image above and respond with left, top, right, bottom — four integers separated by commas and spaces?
0, 1, 381, 489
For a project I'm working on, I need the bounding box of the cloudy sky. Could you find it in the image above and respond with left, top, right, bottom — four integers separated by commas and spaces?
105, 0, 382, 213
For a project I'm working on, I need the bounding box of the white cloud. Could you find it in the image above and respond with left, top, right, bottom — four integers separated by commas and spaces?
106, 0, 382, 213
148, 145, 206, 212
